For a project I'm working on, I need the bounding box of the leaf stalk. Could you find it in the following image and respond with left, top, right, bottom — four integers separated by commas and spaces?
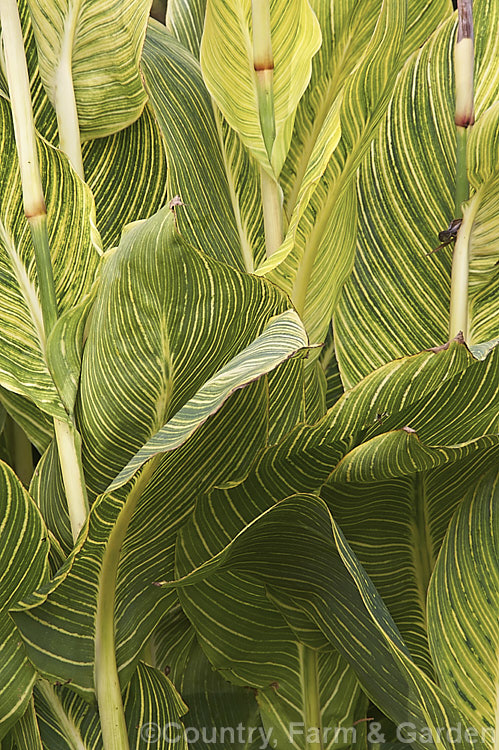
53, 420, 89, 542
449, 0, 474, 340
453, 0, 474, 217
298, 644, 323, 750
95, 455, 162, 750
448, 194, 478, 340
0, 0, 88, 542
54, 9, 85, 179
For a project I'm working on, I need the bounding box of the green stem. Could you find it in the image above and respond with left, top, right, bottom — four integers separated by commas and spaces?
454, 127, 469, 217
260, 168, 283, 257
0, 0, 58, 335
53, 419, 89, 542
37, 680, 86, 750
298, 644, 323, 750
95, 456, 162, 750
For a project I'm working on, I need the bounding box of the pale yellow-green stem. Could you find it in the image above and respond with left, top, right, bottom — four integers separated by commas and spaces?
449, 0, 474, 339
95, 456, 162, 750
298, 644, 323, 750
449, 192, 478, 340
0, 0, 89, 542
53, 5, 85, 179
261, 168, 283, 258
252, 0, 282, 257
0, 0, 58, 334
454, 0, 473, 217
37, 680, 87, 750
53, 420, 89, 541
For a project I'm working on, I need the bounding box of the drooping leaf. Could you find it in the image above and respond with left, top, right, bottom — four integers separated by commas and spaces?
167, 494, 481, 750
108, 309, 309, 490
26, 0, 151, 140
322, 445, 499, 678
78, 206, 292, 497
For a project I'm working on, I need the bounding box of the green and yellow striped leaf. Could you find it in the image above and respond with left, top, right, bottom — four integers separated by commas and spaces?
0, 389, 53, 454
200, 0, 321, 176
322, 445, 499, 678
11, 206, 307, 695
142, 23, 263, 272
0, 461, 49, 738
34, 681, 99, 750
257, 0, 408, 349
427, 468, 499, 748
1, 0, 169, 253
165, 0, 207, 58
124, 662, 188, 750
78, 206, 290, 497
31, 662, 187, 749
26, 0, 151, 140
153, 606, 266, 750
9, 698, 43, 750
335, 0, 499, 386
0, 95, 100, 422
108, 309, 308, 490
165, 494, 481, 750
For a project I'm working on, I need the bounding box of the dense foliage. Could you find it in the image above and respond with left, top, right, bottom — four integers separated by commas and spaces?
0, 0, 497, 749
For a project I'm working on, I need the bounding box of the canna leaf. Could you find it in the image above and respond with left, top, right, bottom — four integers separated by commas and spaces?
11, 207, 307, 697
0, 96, 100, 422
200, 0, 321, 176
0, 461, 49, 738
165, 493, 482, 750
26, 0, 151, 140
322, 445, 499, 677
142, 23, 264, 273
335, 0, 499, 386
257, 0, 408, 350
427, 468, 499, 747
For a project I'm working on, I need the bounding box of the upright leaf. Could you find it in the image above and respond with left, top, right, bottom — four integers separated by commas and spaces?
200, 0, 321, 175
